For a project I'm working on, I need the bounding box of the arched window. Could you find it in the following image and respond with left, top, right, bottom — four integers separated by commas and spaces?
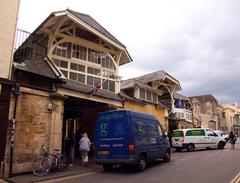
51, 41, 117, 93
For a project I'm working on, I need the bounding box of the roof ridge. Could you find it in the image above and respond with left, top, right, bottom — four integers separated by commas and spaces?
66, 9, 125, 48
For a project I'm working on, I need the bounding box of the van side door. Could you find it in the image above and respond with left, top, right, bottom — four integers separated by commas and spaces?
145, 121, 166, 160
157, 124, 168, 158
206, 129, 218, 147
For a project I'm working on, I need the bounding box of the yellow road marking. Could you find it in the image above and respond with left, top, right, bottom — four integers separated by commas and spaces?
230, 171, 240, 183
40, 171, 98, 183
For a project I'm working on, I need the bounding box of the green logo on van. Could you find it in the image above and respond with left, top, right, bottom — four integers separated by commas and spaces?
186, 129, 205, 136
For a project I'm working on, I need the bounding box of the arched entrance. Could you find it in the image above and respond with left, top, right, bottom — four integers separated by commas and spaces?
62, 96, 115, 161
208, 120, 216, 130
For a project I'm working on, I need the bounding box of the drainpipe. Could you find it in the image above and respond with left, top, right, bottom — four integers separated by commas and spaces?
9, 83, 21, 177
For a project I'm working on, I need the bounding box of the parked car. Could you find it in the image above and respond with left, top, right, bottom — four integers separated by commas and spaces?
172, 128, 226, 152
214, 130, 229, 142
94, 110, 170, 171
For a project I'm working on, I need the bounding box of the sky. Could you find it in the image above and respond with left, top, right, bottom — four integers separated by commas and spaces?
18, 0, 240, 105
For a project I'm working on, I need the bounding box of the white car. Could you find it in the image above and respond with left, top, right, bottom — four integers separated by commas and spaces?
214, 130, 229, 142
172, 128, 226, 152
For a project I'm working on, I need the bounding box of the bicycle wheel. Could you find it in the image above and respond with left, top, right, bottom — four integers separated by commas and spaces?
57, 155, 68, 171
32, 156, 51, 176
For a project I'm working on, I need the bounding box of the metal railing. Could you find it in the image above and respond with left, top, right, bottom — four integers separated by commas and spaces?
14, 28, 48, 63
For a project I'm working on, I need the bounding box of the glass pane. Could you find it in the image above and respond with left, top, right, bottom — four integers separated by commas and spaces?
78, 65, 85, 72
67, 42, 72, 58
60, 60, 68, 68
87, 67, 94, 74
88, 49, 101, 64
78, 74, 85, 83
102, 80, 108, 90
153, 94, 157, 103
147, 91, 151, 101
94, 77, 101, 87
60, 70, 68, 78
87, 76, 94, 86
53, 59, 59, 66
95, 68, 101, 76
109, 80, 115, 92
140, 88, 145, 99
72, 44, 76, 58
70, 63, 77, 70
69, 72, 77, 81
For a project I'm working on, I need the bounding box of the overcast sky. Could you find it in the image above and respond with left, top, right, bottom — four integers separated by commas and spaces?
18, 0, 240, 105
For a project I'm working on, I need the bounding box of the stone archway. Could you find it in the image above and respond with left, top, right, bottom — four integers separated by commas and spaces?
208, 120, 216, 130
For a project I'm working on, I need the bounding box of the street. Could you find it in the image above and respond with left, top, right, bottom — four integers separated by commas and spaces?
40, 143, 240, 183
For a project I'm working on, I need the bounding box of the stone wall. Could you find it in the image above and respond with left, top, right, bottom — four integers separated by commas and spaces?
3, 87, 64, 176
0, 0, 20, 79
123, 100, 168, 132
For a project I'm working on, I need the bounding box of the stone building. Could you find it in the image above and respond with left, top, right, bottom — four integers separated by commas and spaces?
190, 94, 219, 130
2, 9, 132, 176
221, 104, 240, 136
0, 0, 20, 177
0, 8, 188, 177
0, 0, 20, 79
120, 71, 188, 132
217, 105, 228, 132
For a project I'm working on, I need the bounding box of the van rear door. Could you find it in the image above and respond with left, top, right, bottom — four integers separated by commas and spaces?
94, 111, 130, 161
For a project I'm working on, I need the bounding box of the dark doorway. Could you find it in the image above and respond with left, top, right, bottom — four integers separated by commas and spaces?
168, 117, 177, 133
0, 83, 12, 162
62, 97, 111, 160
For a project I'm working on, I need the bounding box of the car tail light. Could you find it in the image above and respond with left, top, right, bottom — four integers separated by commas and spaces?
128, 144, 135, 153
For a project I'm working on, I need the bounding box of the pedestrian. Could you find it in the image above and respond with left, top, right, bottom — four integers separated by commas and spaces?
167, 132, 173, 147
66, 131, 76, 166
229, 131, 237, 150
79, 132, 91, 167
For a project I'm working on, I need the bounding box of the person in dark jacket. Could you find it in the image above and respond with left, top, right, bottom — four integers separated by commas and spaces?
66, 131, 75, 166
229, 131, 237, 150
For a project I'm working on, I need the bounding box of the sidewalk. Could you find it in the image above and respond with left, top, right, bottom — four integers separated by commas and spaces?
0, 159, 101, 183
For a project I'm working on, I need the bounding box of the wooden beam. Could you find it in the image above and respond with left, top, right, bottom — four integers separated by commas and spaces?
67, 13, 125, 51
57, 32, 117, 55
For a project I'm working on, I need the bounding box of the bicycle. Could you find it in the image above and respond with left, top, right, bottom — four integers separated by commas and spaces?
32, 144, 68, 176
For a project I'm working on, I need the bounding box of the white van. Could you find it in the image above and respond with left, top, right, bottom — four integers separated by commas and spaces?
172, 128, 226, 152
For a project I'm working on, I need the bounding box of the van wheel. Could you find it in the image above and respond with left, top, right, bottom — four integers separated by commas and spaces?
103, 164, 113, 171
218, 141, 225, 149
187, 144, 194, 152
137, 155, 146, 172
163, 149, 171, 162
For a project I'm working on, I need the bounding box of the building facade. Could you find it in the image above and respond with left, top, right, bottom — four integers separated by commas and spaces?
3, 9, 132, 177
221, 104, 240, 136
190, 94, 219, 130
0, 0, 20, 79
0, 0, 20, 177
120, 71, 186, 132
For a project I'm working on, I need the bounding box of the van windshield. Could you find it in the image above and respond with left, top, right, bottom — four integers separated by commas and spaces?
173, 130, 183, 137
96, 112, 128, 138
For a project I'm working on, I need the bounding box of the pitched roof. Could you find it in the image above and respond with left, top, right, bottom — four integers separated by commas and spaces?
67, 9, 125, 48
173, 93, 190, 101
120, 91, 169, 109
13, 58, 59, 80
121, 78, 154, 90
189, 94, 218, 105
121, 70, 181, 90
133, 70, 167, 83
